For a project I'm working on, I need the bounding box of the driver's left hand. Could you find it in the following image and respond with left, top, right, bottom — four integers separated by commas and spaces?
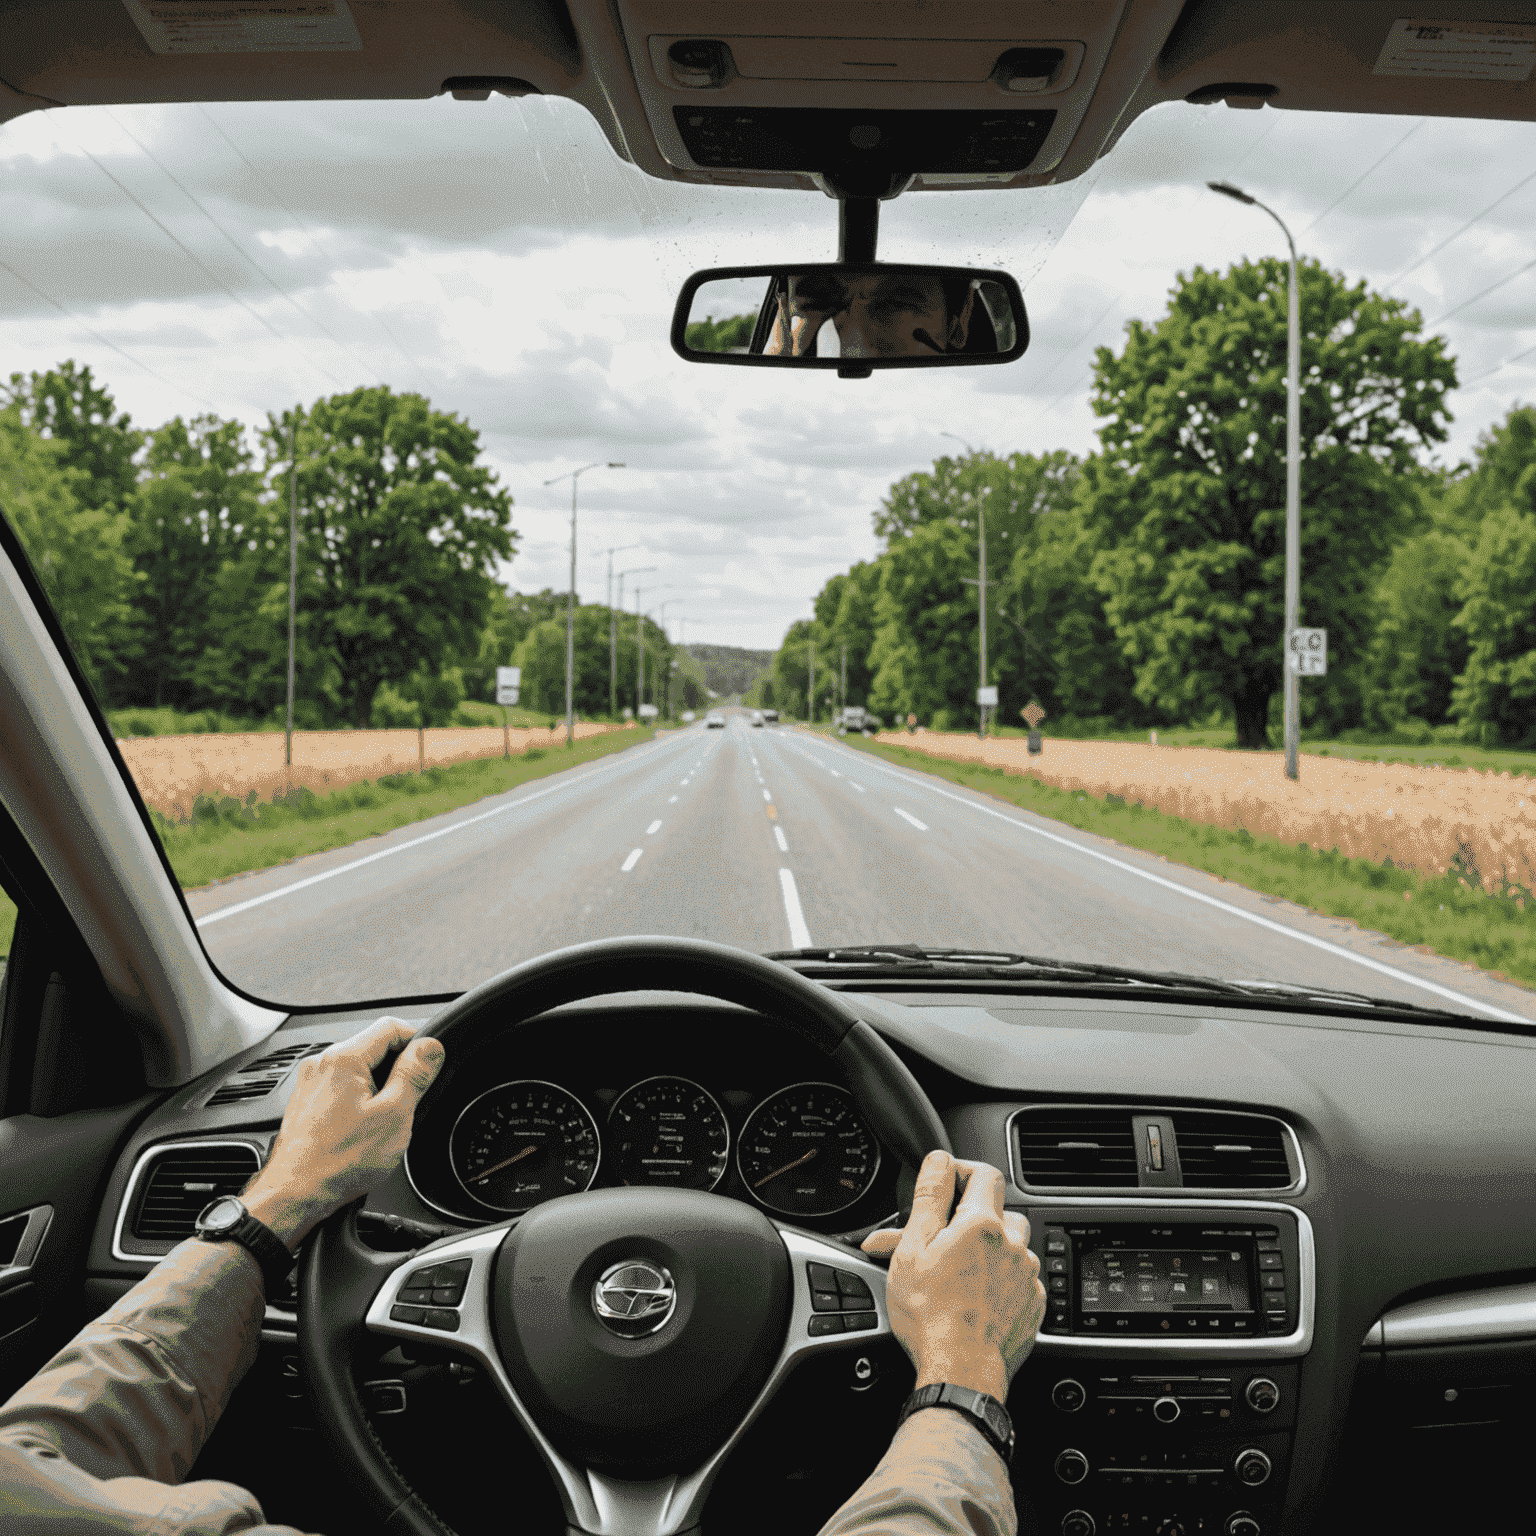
241, 1018, 447, 1252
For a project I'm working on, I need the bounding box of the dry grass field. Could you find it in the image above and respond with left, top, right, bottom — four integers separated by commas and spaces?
875, 732, 1536, 896
121, 723, 626, 823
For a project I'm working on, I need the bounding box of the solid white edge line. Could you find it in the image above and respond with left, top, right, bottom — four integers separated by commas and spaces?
646, 819, 662, 835
196, 738, 669, 927
621, 847, 644, 873
774, 826, 789, 852
806, 740, 1530, 1024
779, 867, 812, 950
894, 807, 929, 832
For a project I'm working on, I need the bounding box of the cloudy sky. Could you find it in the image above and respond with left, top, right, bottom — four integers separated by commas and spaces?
3, 92, 1535, 652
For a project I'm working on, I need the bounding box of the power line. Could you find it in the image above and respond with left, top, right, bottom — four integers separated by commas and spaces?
57, 113, 346, 391
0, 254, 221, 413
1459, 334, 1536, 389
106, 108, 383, 387
1297, 119, 1425, 238
1430, 249, 1536, 327
1383, 164, 1536, 290
194, 105, 435, 395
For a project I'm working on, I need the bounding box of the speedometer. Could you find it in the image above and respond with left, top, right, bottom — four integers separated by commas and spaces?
737, 1083, 879, 1217
450, 1080, 600, 1213
608, 1076, 730, 1190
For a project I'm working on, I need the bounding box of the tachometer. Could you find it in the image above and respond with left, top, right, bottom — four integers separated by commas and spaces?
737, 1083, 879, 1217
608, 1075, 730, 1191
450, 1080, 600, 1213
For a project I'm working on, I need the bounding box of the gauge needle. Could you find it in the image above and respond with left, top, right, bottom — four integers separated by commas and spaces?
754, 1147, 818, 1188
472, 1144, 540, 1182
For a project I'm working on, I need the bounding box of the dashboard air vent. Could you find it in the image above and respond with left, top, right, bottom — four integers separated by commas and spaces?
207, 1042, 328, 1106
131, 1144, 261, 1241
1174, 1112, 1293, 1189
1015, 1108, 1138, 1188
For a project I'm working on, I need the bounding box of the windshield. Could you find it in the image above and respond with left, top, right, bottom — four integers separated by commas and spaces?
2, 94, 1532, 1023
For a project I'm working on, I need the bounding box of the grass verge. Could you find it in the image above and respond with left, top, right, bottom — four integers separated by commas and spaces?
161, 729, 654, 891
839, 735, 1536, 994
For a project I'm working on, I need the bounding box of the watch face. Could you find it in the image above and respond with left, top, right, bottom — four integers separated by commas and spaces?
200, 1197, 244, 1233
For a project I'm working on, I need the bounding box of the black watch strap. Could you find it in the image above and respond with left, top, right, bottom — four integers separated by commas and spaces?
194, 1199, 295, 1295
897, 1383, 1014, 1464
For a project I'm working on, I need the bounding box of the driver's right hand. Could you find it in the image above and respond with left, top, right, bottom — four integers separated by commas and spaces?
862, 1151, 1045, 1402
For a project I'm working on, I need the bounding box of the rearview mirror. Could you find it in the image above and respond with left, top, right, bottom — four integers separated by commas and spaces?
671, 263, 1028, 378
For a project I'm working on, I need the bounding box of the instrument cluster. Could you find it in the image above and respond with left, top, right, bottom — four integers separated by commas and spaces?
434, 1073, 883, 1223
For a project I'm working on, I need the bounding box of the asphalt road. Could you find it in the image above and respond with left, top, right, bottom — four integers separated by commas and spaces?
191, 718, 1536, 1022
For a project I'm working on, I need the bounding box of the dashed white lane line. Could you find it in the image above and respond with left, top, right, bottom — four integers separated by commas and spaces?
762, 788, 772, 802
830, 770, 841, 777
668, 795, 678, 804
849, 782, 866, 793
779, 867, 812, 949
621, 848, 644, 873
804, 737, 1529, 1024
894, 807, 929, 831
774, 826, 789, 852
646, 819, 662, 835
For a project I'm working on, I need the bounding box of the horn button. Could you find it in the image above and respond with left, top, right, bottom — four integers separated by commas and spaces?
491, 1188, 791, 1473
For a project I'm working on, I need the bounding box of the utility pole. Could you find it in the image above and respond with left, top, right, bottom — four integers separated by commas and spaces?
543, 461, 624, 747
941, 432, 990, 739
1208, 180, 1303, 779
808, 637, 815, 725
285, 408, 299, 769
616, 565, 654, 715
841, 642, 847, 715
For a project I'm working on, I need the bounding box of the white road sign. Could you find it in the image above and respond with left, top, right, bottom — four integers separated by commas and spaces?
496, 666, 522, 705
638, 703, 659, 719
1287, 629, 1327, 676
976, 685, 999, 707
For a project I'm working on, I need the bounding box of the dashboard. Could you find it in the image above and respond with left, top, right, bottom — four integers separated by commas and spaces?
82, 984, 1536, 1536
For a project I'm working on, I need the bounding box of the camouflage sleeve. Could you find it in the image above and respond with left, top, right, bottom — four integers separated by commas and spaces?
0, 1236, 317, 1534
817, 1408, 1018, 1536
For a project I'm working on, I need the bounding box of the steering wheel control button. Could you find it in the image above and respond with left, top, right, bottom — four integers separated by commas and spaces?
1234, 1448, 1272, 1487
837, 1271, 874, 1302
423, 1308, 460, 1332
1061, 1513, 1095, 1536
399, 1287, 433, 1305
389, 1304, 427, 1325
1245, 1377, 1281, 1413
1051, 1378, 1086, 1413
843, 1311, 877, 1331
808, 1314, 845, 1336
592, 1260, 678, 1337
812, 1290, 842, 1312
1054, 1448, 1090, 1485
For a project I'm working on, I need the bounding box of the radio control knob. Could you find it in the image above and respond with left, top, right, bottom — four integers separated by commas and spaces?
1152, 1395, 1181, 1423
1226, 1515, 1262, 1536
1245, 1377, 1280, 1413
1061, 1512, 1096, 1536
1051, 1378, 1087, 1413
1154, 1522, 1185, 1536
1054, 1448, 1090, 1485
1234, 1448, 1272, 1487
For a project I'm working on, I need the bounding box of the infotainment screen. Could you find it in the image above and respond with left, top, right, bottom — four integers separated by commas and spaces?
1077, 1244, 1253, 1315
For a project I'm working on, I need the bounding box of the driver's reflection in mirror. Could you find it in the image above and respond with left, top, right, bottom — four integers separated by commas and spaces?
764, 272, 977, 358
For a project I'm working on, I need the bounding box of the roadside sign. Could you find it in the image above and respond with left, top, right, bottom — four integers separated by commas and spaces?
496, 666, 522, 705
1287, 629, 1327, 676
1020, 700, 1046, 729
638, 703, 659, 719
977, 685, 998, 707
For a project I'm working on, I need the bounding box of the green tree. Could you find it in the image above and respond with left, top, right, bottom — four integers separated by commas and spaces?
268, 388, 517, 727
1085, 257, 1456, 748
513, 605, 669, 717
5, 360, 142, 518
1450, 503, 1536, 746
127, 414, 262, 708
0, 402, 136, 693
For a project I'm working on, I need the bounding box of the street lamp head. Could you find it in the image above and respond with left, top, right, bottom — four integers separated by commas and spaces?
607, 461, 626, 468
1207, 180, 1256, 205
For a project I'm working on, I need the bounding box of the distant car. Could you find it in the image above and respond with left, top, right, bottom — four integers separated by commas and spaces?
705, 712, 725, 728
750, 711, 763, 727
761, 709, 779, 724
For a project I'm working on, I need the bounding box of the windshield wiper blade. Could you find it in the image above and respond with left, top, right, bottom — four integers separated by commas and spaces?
764, 945, 1489, 1021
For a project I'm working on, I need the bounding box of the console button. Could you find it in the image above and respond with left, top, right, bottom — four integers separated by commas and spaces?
1048, 1275, 1069, 1294
1044, 1228, 1068, 1254
1051, 1379, 1087, 1413
1258, 1251, 1284, 1270
1234, 1448, 1272, 1487
1047, 1256, 1068, 1274
1261, 1272, 1285, 1290
1245, 1377, 1281, 1413
1060, 1512, 1095, 1536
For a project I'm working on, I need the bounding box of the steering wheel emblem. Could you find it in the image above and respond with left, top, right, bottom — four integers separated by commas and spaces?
592, 1260, 677, 1336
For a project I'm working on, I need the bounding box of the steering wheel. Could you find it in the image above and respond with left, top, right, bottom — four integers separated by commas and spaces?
298, 936, 951, 1536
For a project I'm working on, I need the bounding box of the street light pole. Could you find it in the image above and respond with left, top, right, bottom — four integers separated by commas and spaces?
942, 431, 990, 739
285, 407, 299, 769
617, 566, 655, 714
603, 543, 642, 718
1208, 180, 1302, 780
544, 461, 625, 747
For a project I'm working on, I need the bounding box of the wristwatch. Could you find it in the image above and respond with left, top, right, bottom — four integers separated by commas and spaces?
897, 1383, 1015, 1465
193, 1196, 295, 1295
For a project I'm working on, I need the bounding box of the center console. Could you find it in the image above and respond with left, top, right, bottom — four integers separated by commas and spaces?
1009, 1204, 1313, 1536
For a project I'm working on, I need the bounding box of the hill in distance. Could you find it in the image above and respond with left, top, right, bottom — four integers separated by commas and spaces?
684, 643, 773, 701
